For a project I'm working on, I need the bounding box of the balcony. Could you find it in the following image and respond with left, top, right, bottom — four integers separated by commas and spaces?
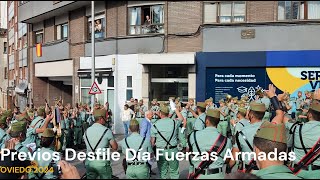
33, 40, 69, 63
18, 1, 90, 23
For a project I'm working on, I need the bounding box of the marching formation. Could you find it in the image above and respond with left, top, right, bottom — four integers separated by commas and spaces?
0, 85, 320, 179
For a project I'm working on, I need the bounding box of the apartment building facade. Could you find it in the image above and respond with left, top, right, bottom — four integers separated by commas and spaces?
0, 1, 7, 109
7, 1, 29, 111
17, 1, 320, 133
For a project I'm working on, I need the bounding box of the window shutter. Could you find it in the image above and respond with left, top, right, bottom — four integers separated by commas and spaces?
204, 3, 217, 23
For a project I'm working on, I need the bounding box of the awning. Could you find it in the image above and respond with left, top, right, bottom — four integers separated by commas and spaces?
15, 82, 28, 95
77, 68, 113, 78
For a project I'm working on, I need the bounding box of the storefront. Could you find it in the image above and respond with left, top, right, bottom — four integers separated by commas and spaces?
196, 50, 320, 103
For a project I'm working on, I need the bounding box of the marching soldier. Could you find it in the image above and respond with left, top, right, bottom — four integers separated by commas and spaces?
205, 97, 216, 111
252, 121, 300, 179
61, 110, 72, 155
186, 98, 197, 134
29, 128, 61, 179
284, 92, 320, 179
232, 107, 250, 136
8, 121, 30, 153
218, 99, 229, 137
83, 108, 118, 179
121, 119, 153, 179
295, 91, 304, 122
188, 102, 207, 132
151, 99, 160, 124
0, 115, 10, 148
188, 109, 232, 179
228, 97, 239, 136
228, 102, 266, 172
150, 104, 184, 179
72, 109, 82, 150
255, 89, 271, 121
300, 91, 312, 123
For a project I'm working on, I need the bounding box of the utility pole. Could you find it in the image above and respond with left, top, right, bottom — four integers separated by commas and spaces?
91, 1, 95, 110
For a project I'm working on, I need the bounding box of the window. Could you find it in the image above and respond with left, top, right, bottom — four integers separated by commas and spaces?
88, 14, 106, 40
128, 5, 164, 35
4, 67, 8, 79
204, 1, 246, 23
22, 35, 27, 48
3, 42, 7, 54
126, 76, 133, 101
35, 30, 43, 44
56, 23, 68, 40
108, 76, 114, 87
278, 1, 320, 20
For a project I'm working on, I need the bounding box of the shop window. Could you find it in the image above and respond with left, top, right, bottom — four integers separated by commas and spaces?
108, 76, 114, 87
204, 1, 246, 23
88, 14, 106, 40
128, 4, 164, 35
127, 76, 132, 87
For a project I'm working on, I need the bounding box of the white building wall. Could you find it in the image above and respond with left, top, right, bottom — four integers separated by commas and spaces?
0, 1, 7, 29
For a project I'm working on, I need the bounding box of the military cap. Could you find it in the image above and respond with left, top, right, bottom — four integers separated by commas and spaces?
0, 116, 7, 124
304, 90, 310, 94
197, 102, 206, 109
17, 113, 29, 121
152, 99, 158, 102
249, 102, 266, 112
130, 119, 139, 126
11, 121, 27, 133
254, 121, 286, 144
310, 100, 320, 112
42, 128, 55, 138
188, 98, 195, 102
238, 108, 247, 115
232, 97, 239, 101
160, 105, 170, 114
93, 109, 107, 119
205, 97, 213, 103
37, 106, 46, 116
27, 110, 34, 117
206, 109, 220, 119
219, 99, 225, 103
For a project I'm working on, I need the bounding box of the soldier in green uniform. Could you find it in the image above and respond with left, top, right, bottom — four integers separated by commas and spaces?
186, 98, 197, 135
188, 109, 232, 179
205, 97, 216, 112
284, 98, 320, 179
9, 121, 30, 154
252, 121, 300, 179
188, 102, 207, 132
136, 99, 147, 125
61, 110, 72, 155
151, 99, 160, 124
29, 128, 61, 179
83, 108, 118, 179
121, 119, 153, 179
229, 97, 239, 136
232, 108, 250, 136
295, 91, 304, 122
78, 105, 88, 139
0, 115, 10, 147
72, 109, 82, 149
23, 107, 52, 149
300, 91, 312, 123
255, 89, 271, 122
218, 99, 229, 137
228, 102, 266, 172
150, 105, 184, 179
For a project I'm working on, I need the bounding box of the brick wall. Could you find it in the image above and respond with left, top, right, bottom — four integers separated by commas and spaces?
32, 77, 48, 107
70, 8, 86, 106
167, 1, 202, 52
107, 1, 126, 37
44, 18, 55, 42
247, 1, 276, 22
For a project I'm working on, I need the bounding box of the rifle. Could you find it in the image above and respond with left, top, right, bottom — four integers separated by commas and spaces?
245, 158, 258, 173
291, 138, 320, 175
189, 135, 227, 179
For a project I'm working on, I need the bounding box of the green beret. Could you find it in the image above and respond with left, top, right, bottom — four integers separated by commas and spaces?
37, 106, 46, 116
250, 102, 266, 112
254, 121, 286, 144
93, 109, 107, 119
196, 102, 206, 109
238, 108, 247, 115
310, 100, 320, 112
0, 116, 7, 124
160, 105, 169, 114
42, 128, 55, 138
130, 119, 139, 126
206, 109, 220, 119
11, 121, 27, 133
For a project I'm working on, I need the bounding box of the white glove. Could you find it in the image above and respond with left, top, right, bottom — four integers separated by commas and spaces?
180, 127, 186, 134
26, 143, 37, 152
169, 99, 176, 111
52, 127, 57, 133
